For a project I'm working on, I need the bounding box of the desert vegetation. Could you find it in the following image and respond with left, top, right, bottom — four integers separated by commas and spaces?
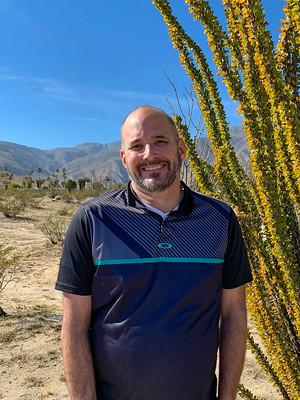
0, 188, 96, 399
0, 165, 122, 194
0, 170, 122, 396
153, 0, 299, 398
0, 198, 25, 218
37, 215, 66, 245
0, 242, 20, 316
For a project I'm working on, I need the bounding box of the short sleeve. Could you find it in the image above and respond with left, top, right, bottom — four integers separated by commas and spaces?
223, 208, 252, 289
55, 206, 96, 295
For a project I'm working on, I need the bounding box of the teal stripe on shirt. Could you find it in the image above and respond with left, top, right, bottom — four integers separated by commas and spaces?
94, 257, 224, 266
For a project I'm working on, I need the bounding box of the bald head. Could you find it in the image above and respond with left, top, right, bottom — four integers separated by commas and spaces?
121, 105, 179, 144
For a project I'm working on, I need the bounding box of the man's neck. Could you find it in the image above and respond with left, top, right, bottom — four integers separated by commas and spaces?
131, 180, 183, 213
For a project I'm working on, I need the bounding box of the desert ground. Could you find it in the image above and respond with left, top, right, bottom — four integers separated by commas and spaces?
0, 193, 281, 399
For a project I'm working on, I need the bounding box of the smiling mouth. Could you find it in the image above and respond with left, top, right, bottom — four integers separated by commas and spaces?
140, 162, 167, 172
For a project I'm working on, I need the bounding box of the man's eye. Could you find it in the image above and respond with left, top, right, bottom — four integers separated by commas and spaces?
156, 140, 167, 145
130, 144, 143, 150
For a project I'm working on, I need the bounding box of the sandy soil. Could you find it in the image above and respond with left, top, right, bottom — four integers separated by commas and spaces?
0, 196, 281, 399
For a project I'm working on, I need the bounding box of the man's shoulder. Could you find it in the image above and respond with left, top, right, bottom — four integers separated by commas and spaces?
190, 188, 232, 218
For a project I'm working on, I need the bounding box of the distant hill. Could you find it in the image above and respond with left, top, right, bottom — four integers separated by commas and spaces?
0, 141, 128, 183
0, 127, 249, 182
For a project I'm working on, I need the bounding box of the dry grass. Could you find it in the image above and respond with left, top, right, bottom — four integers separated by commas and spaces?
0, 194, 281, 399
0, 198, 25, 218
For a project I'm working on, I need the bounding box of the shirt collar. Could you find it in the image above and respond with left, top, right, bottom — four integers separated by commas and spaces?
126, 181, 193, 217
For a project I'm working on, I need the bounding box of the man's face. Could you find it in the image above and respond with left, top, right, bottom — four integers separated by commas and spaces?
120, 109, 186, 194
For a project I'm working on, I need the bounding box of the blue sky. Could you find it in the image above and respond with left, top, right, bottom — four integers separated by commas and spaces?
0, 0, 284, 149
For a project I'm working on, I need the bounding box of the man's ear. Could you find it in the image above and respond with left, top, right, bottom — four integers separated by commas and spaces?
120, 148, 127, 168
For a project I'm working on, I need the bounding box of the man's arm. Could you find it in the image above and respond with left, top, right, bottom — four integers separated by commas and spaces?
218, 285, 247, 400
61, 293, 97, 400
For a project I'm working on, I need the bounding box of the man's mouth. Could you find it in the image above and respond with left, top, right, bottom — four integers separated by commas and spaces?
140, 162, 167, 172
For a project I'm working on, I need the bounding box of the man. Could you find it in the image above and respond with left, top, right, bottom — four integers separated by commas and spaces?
56, 105, 252, 400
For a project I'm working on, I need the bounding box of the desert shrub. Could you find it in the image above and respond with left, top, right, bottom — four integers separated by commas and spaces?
0, 243, 19, 294
12, 189, 44, 206
72, 189, 94, 203
28, 199, 42, 209
61, 191, 73, 203
48, 189, 59, 199
0, 199, 25, 218
13, 192, 27, 207
0, 188, 19, 198
0, 242, 20, 315
37, 214, 66, 245
10, 183, 21, 189
65, 178, 77, 193
30, 188, 47, 197
57, 207, 70, 216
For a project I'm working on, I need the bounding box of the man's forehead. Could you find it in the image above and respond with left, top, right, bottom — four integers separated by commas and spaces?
124, 108, 168, 127
122, 109, 173, 139
121, 118, 143, 144
123, 116, 143, 131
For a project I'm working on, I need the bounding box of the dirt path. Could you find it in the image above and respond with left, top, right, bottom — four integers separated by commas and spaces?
0, 197, 281, 399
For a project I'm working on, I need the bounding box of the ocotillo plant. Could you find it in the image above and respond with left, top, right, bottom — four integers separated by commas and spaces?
152, 0, 300, 399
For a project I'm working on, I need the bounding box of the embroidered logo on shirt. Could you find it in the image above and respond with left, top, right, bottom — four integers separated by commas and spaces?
157, 242, 173, 249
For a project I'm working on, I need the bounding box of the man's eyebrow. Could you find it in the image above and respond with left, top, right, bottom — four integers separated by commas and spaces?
127, 138, 141, 147
153, 134, 168, 139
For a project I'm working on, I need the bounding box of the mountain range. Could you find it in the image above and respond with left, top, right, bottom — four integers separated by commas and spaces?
0, 127, 249, 183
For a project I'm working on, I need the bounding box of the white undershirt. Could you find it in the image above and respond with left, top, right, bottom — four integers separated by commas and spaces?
142, 202, 179, 219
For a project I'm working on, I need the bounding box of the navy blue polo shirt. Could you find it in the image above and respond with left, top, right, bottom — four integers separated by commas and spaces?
56, 182, 252, 400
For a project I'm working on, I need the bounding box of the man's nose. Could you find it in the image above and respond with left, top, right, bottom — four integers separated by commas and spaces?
143, 144, 157, 159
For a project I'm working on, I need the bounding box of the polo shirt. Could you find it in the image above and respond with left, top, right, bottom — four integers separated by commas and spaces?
56, 182, 252, 400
